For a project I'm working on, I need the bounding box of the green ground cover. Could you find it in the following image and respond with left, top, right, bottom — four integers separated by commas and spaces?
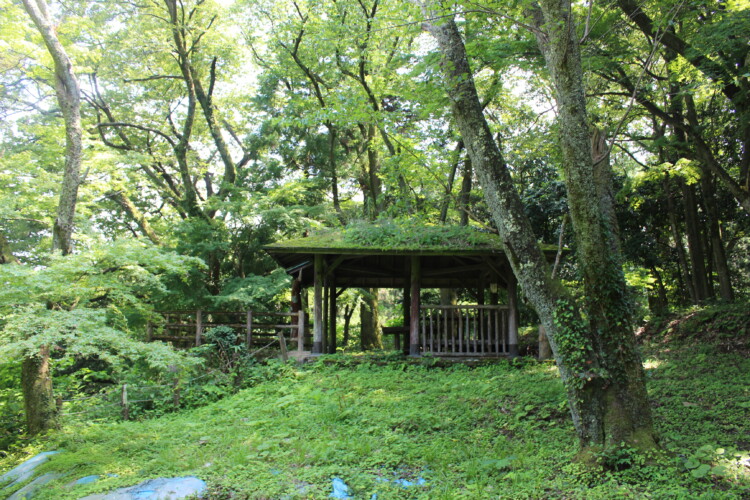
2, 308, 750, 499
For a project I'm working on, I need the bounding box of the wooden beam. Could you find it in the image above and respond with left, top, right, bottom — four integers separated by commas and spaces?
325, 255, 347, 276
313, 254, 324, 354
421, 264, 486, 277
409, 256, 421, 356
507, 273, 519, 357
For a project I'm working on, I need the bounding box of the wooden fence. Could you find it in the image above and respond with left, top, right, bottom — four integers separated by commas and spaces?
148, 310, 306, 352
420, 305, 509, 356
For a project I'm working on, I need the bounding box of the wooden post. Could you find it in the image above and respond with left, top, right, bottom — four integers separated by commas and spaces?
313, 254, 324, 354
328, 280, 337, 354
322, 279, 329, 354
409, 256, 421, 356
121, 384, 129, 421
401, 283, 410, 353
169, 364, 180, 409
508, 274, 519, 357
195, 309, 203, 347
173, 380, 181, 409
278, 331, 289, 362
246, 310, 253, 348
297, 310, 306, 353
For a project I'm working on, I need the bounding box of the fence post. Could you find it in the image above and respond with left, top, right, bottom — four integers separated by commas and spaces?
278, 331, 289, 362
297, 310, 305, 353
246, 310, 253, 349
195, 309, 203, 347
121, 384, 129, 421
168, 365, 180, 409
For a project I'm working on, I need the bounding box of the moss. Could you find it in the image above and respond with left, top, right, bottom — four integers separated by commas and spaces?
265, 220, 560, 255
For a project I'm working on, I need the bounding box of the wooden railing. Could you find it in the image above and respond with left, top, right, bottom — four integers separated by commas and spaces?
148, 310, 306, 352
420, 305, 509, 356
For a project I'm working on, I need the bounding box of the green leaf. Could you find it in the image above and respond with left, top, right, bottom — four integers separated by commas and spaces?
690, 464, 711, 478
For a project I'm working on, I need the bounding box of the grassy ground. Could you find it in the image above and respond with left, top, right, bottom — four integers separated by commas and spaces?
2, 305, 750, 499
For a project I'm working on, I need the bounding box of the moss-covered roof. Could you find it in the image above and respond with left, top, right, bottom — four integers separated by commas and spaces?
264, 222, 508, 255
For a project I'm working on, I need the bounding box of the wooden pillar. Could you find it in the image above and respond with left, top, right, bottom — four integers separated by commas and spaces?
297, 310, 306, 353
322, 281, 329, 353
291, 274, 302, 351
291, 277, 301, 314
409, 256, 421, 356
313, 254, 324, 354
507, 273, 519, 357
328, 280, 337, 354
399, 285, 410, 352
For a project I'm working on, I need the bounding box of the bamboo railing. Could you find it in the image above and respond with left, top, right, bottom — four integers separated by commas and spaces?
420, 305, 509, 356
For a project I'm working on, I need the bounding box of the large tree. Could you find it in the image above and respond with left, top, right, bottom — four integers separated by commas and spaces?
421, 1, 658, 455
18, 0, 87, 435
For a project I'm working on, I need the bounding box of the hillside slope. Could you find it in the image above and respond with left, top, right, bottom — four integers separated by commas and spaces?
1, 304, 749, 499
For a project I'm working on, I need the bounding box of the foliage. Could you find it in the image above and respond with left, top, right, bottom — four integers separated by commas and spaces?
0, 241, 204, 446
1, 307, 749, 498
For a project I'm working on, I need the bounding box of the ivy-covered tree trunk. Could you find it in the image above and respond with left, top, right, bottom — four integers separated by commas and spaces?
422, 3, 657, 456
528, 0, 657, 454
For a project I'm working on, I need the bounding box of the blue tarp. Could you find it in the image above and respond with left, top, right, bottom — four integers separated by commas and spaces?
0, 451, 61, 491
78, 476, 207, 500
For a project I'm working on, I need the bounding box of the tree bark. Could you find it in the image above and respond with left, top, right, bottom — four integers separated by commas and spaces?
359, 288, 382, 350
681, 181, 711, 302
22, 0, 82, 256
458, 155, 473, 227
108, 191, 161, 245
700, 174, 734, 301
421, 2, 657, 454
529, 0, 656, 453
21, 345, 58, 435
20, 0, 83, 435
663, 175, 695, 304
0, 231, 19, 265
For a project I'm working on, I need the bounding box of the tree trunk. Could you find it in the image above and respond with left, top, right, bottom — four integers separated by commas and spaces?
343, 304, 354, 347
108, 190, 161, 244
422, 3, 657, 455
359, 288, 382, 350
700, 173, 734, 301
459, 155, 472, 226
681, 181, 711, 302
22, 0, 82, 256
21, 345, 58, 435
20, 0, 82, 435
663, 175, 695, 305
0, 231, 19, 265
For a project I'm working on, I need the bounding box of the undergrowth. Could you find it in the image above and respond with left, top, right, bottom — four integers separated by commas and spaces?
1, 304, 749, 498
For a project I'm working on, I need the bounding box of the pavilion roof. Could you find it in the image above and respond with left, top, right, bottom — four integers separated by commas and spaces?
264, 222, 508, 259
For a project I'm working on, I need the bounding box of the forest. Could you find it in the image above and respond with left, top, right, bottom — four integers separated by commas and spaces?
1, 0, 749, 498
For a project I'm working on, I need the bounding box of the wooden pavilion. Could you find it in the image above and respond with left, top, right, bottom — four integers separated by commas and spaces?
264, 224, 550, 358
